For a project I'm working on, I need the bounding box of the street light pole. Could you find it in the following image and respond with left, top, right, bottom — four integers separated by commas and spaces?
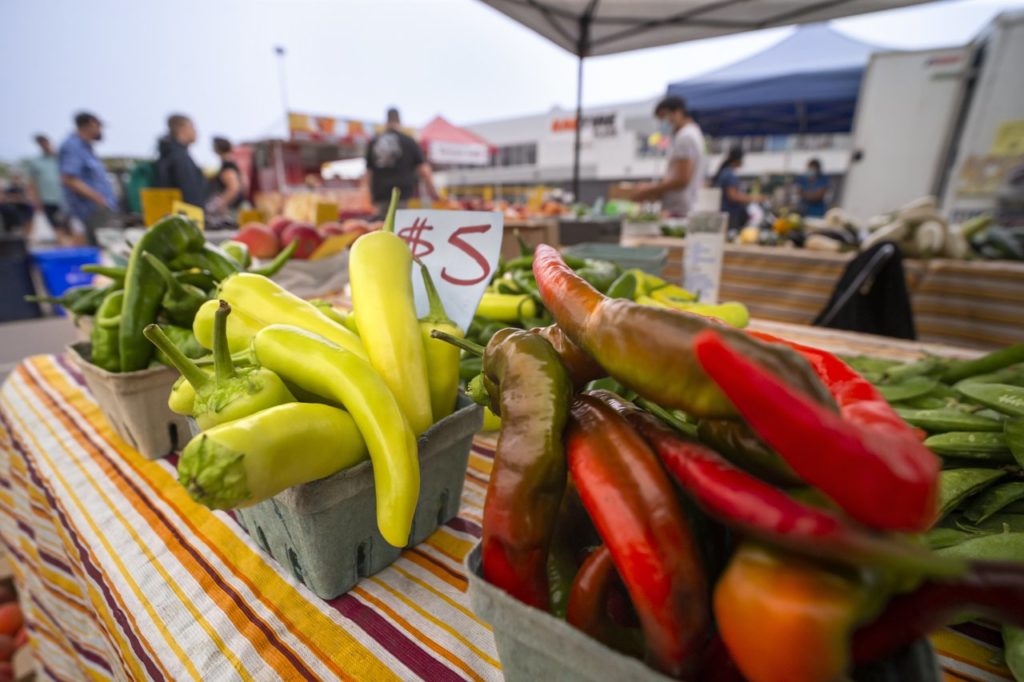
274, 46, 289, 136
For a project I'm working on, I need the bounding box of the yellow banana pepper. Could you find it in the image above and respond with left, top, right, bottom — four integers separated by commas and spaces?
193, 299, 263, 352
349, 189, 433, 435
253, 324, 419, 547
217, 272, 367, 360
418, 263, 462, 422
636, 296, 750, 328
477, 292, 536, 323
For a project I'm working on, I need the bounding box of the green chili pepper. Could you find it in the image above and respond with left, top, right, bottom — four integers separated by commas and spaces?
142, 252, 208, 327
605, 270, 639, 300
26, 284, 96, 309
144, 301, 295, 430
90, 291, 125, 372
925, 432, 1012, 462
938, 468, 1006, 517
942, 344, 1024, 384
120, 215, 205, 371
247, 240, 297, 277
963, 482, 1024, 524
876, 377, 940, 402
221, 240, 252, 270
174, 268, 218, 292
159, 324, 207, 360
956, 383, 1024, 417
895, 408, 1004, 433
81, 264, 127, 283
574, 260, 621, 294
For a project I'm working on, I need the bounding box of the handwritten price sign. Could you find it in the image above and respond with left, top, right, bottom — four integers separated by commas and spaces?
395, 209, 504, 330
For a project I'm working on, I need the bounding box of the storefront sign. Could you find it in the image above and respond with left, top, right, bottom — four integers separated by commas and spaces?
549, 113, 619, 139
395, 209, 504, 329
683, 212, 728, 303
429, 140, 491, 166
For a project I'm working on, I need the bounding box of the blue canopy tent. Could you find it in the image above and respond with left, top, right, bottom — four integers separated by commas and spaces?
667, 24, 886, 137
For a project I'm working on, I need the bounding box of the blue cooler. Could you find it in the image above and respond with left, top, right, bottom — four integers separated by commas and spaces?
31, 247, 102, 316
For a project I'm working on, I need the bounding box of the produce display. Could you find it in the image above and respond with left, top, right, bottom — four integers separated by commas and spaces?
235, 216, 372, 261
162, 190, 464, 549
442, 243, 1024, 681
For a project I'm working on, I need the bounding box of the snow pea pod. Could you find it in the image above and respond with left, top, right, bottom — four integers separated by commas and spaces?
938, 468, 1006, 517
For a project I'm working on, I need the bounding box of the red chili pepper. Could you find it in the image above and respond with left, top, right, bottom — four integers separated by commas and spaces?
693, 329, 939, 532
566, 546, 643, 656
852, 560, 1024, 663
567, 394, 709, 677
595, 391, 961, 577
532, 244, 834, 418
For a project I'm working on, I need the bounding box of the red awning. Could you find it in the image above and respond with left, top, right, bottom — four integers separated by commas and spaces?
419, 116, 493, 166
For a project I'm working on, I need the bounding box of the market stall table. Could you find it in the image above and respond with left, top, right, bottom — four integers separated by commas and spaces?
0, 323, 1015, 681
626, 236, 1024, 350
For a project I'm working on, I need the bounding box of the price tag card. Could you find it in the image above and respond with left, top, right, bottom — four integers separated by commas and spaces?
682, 212, 727, 303
171, 200, 205, 230
395, 209, 504, 331
315, 202, 338, 226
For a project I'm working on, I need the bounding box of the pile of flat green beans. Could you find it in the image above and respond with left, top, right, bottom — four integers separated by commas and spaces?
846, 343, 1024, 678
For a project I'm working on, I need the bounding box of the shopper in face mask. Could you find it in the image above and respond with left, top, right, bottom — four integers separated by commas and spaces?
631, 96, 706, 217
797, 158, 829, 217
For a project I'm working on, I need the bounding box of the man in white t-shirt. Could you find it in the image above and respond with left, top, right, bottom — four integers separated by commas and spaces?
632, 96, 706, 217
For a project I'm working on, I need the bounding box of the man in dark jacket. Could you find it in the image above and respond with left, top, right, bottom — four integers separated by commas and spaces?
155, 114, 206, 206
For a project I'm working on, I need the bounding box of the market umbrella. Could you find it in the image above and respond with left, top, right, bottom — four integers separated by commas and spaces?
477, 0, 935, 197
418, 116, 495, 167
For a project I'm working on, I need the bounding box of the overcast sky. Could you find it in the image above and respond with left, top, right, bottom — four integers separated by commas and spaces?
2, 0, 1023, 167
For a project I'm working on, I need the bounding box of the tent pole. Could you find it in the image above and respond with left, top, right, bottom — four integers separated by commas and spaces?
572, 52, 584, 202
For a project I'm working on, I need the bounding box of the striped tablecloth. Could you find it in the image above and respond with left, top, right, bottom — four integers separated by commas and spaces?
0, 333, 1014, 681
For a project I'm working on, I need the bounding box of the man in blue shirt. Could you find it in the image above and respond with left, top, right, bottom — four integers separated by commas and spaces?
59, 112, 118, 244
796, 158, 829, 218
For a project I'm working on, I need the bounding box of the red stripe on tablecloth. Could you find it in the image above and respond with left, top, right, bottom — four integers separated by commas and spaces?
0, 409, 165, 682
446, 517, 482, 539
331, 592, 464, 681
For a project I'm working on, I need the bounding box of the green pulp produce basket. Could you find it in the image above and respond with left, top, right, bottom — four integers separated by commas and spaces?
230, 396, 482, 600
466, 544, 942, 682
563, 243, 668, 275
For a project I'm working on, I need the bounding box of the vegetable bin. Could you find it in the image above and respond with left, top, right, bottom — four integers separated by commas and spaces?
465, 544, 942, 682
232, 396, 482, 600
69, 342, 191, 460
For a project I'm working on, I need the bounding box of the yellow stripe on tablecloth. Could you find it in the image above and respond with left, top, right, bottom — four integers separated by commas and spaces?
29, 363, 317, 679
424, 527, 478, 564
7, 374, 204, 680
35, 357, 399, 682
389, 562, 494, 634
1, 382, 154, 682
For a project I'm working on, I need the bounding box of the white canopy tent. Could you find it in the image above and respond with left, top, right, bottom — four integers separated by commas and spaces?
479, 0, 935, 197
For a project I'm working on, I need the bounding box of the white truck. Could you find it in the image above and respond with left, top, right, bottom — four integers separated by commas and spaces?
841, 10, 1024, 223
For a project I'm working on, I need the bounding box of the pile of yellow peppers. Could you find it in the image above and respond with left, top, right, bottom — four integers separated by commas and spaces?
164, 190, 462, 548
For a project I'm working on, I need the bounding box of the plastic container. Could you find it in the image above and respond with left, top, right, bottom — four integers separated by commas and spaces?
466, 544, 942, 682
564, 243, 668, 275
232, 396, 482, 600
0, 235, 41, 322
31, 246, 101, 316
68, 343, 190, 460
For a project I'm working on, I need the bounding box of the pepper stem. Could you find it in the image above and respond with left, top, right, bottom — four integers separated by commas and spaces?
249, 240, 297, 277
213, 300, 236, 382
418, 261, 453, 325
382, 188, 400, 233
142, 251, 184, 296
431, 330, 484, 356
143, 324, 210, 389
